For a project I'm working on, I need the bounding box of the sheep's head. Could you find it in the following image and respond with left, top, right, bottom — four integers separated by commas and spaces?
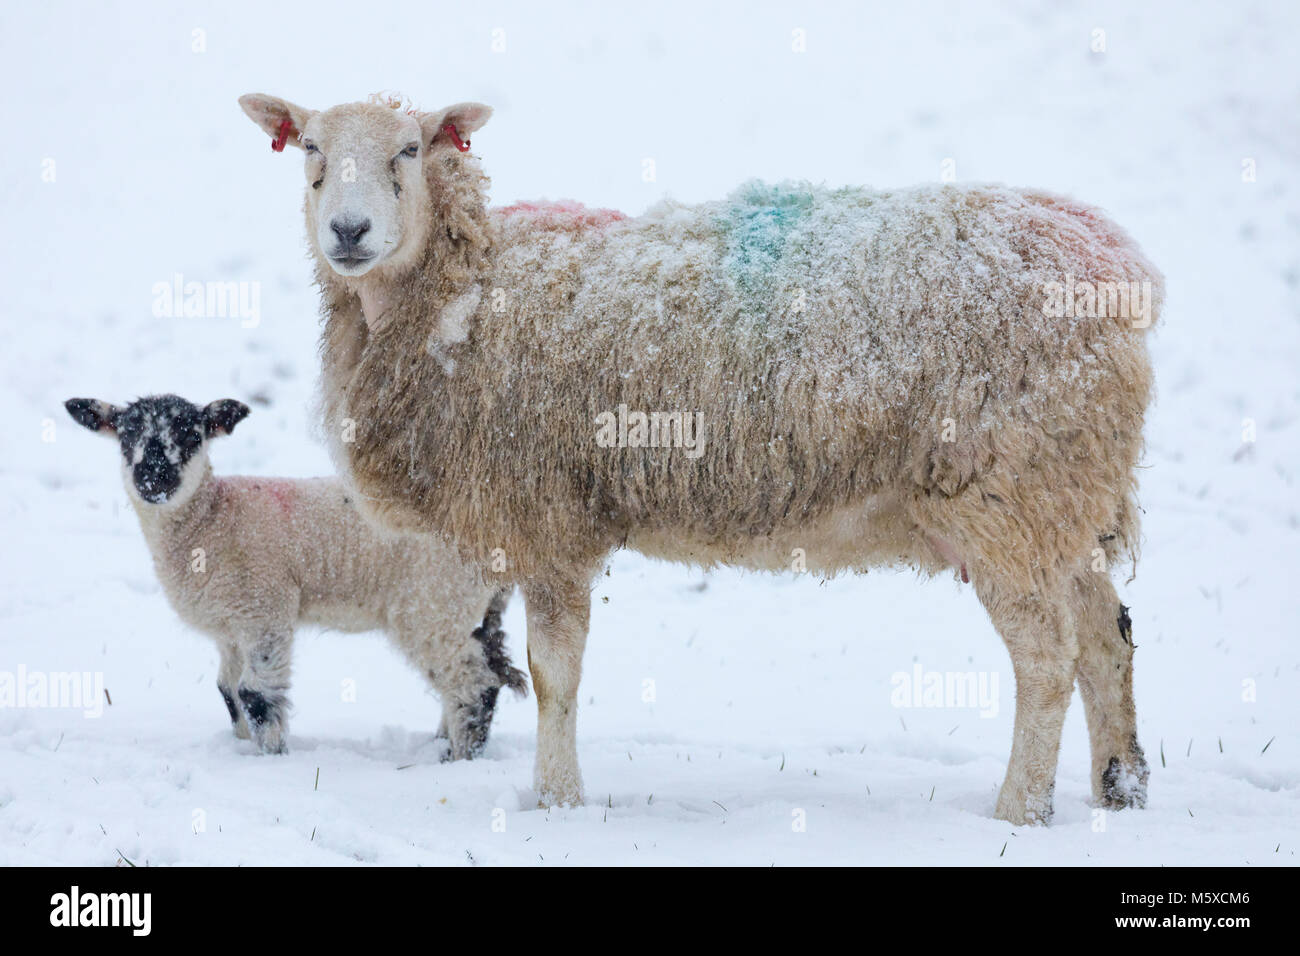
65, 395, 249, 507
239, 93, 492, 280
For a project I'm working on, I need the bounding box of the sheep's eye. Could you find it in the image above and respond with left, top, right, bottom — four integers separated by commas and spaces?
402, 143, 418, 158
304, 141, 318, 153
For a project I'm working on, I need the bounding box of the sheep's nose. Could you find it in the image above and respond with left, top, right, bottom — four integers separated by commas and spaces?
330, 217, 371, 250
134, 440, 179, 502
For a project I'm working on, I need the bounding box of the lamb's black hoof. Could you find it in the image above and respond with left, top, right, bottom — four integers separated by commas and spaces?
238, 687, 288, 754
1100, 746, 1150, 810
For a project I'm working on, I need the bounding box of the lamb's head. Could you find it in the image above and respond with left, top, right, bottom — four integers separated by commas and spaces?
239, 93, 492, 280
64, 395, 249, 507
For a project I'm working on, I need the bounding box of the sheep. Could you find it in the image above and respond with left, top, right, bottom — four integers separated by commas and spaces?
239, 92, 1162, 825
63, 394, 526, 758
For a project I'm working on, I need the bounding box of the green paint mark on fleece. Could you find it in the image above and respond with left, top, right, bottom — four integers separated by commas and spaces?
714, 181, 817, 326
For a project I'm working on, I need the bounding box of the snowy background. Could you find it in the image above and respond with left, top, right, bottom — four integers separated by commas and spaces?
1, 0, 1297, 865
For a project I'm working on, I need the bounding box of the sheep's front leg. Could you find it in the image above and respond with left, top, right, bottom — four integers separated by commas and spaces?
976, 579, 1078, 826
523, 577, 590, 807
217, 642, 250, 740
237, 629, 294, 755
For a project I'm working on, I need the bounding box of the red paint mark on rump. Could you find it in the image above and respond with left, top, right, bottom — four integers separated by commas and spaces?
495, 200, 627, 232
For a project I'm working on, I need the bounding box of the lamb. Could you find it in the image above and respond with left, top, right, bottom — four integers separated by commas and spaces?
63, 394, 526, 758
240, 92, 1161, 825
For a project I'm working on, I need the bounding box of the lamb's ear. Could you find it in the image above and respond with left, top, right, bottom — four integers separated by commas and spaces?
64, 399, 120, 436
238, 93, 316, 151
419, 102, 493, 153
204, 399, 251, 438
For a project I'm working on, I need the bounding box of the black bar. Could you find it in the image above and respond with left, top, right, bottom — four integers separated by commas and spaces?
0, 866, 1284, 940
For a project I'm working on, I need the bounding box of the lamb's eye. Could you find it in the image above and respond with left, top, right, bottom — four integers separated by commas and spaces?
304, 141, 318, 153
401, 144, 418, 158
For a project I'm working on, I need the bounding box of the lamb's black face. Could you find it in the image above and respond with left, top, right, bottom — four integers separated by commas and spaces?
64, 394, 251, 506
112, 396, 207, 503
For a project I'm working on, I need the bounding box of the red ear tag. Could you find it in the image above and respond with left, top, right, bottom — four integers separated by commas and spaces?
271, 118, 294, 152
442, 123, 471, 152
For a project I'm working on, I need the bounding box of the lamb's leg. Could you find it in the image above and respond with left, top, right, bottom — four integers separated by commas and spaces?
217, 642, 250, 740
423, 645, 501, 763
975, 576, 1078, 826
436, 687, 498, 762
433, 589, 527, 761
431, 591, 505, 760
1072, 573, 1148, 810
397, 633, 486, 761
236, 629, 293, 755
523, 577, 589, 807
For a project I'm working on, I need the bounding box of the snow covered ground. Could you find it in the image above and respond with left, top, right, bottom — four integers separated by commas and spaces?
1, 0, 1296, 865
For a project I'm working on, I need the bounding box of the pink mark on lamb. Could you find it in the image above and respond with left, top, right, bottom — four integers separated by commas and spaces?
217, 476, 297, 517
495, 200, 627, 232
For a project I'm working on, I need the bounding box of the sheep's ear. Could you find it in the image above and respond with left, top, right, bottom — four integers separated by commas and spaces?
420, 102, 492, 153
238, 93, 316, 151
64, 399, 120, 436
204, 399, 250, 437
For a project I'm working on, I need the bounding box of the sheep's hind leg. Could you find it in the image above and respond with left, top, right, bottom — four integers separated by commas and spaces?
523, 577, 590, 807
975, 575, 1079, 826
1072, 573, 1148, 810
217, 642, 250, 740
237, 629, 293, 755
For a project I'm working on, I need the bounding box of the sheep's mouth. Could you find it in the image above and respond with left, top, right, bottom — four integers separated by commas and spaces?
134, 480, 178, 504
328, 253, 377, 273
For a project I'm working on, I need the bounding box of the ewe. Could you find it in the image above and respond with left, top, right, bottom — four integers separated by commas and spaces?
240, 93, 1160, 824
65, 394, 525, 758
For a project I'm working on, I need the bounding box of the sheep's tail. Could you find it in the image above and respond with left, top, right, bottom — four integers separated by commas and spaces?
473, 588, 529, 697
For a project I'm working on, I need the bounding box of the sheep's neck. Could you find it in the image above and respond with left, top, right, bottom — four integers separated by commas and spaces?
130, 463, 219, 558
356, 283, 394, 332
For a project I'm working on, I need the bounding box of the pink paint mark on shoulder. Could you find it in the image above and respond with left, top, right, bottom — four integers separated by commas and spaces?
216, 476, 297, 516
264, 481, 297, 516
494, 199, 628, 232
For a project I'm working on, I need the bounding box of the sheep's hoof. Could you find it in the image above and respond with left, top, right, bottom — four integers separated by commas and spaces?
1099, 752, 1149, 810
232, 723, 252, 741
994, 787, 1053, 826
436, 738, 464, 763
535, 785, 585, 809
251, 717, 288, 754
255, 735, 288, 755
536, 795, 583, 809
238, 687, 288, 754
247, 720, 287, 754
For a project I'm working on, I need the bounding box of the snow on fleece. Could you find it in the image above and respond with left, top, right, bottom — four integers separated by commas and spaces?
493, 178, 1157, 374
